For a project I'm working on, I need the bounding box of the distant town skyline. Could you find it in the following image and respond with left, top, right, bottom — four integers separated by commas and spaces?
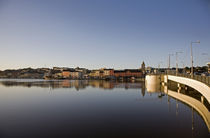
0, 0, 210, 70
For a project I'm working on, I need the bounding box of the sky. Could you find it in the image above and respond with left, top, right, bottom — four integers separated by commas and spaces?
0, 0, 209, 70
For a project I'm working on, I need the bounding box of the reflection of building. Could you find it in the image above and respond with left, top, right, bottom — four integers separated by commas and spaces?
0, 80, 144, 90
89, 80, 101, 88
164, 87, 210, 131
145, 75, 161, 92
146, 83, 161, 92
61, 80, 71, 87
141, 83, 145, 97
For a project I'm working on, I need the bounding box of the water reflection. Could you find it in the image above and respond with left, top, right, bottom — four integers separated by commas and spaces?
165, 86, 210, 131
0, 79, 209, 137
0, 79, 145, 90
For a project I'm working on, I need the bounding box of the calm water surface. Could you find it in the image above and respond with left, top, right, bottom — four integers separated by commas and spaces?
0, 79, 209, 138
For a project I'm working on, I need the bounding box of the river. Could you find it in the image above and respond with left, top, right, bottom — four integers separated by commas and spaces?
0, 79, 209, 138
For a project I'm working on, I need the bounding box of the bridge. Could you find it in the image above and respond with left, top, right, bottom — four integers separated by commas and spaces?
146, 73, 210, 103
163, 73, 210, 104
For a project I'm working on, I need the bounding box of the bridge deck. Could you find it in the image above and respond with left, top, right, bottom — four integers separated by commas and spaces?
166, 75, 210, 104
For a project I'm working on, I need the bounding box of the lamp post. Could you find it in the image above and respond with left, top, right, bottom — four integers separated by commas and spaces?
191, 40, 200, 78
168, 54, 173, 74
176, 52, 182, 76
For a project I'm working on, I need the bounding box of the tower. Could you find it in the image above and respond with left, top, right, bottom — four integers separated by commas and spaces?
141, 61, 145, 74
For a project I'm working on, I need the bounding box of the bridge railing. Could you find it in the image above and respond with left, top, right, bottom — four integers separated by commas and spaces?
174, 73, 210, 87
147, 71, 210, 86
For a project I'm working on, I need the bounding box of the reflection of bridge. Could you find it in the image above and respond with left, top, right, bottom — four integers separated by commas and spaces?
164, 75, 210, 104
164, 87, 210, 131
146, 74, 210, 131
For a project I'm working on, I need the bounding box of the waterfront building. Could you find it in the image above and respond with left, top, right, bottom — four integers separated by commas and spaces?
62, 71, 71, 78
89, 70, 102, 78
75, 67, 88, 74
124, 69, 143, 77
102, 69, 114, 79
95, 70, 102, 77
103, 69, 114, 76
70, 71, 83, 79
114, 69, 143, 78
114, 70, 126, 78
52, 73, 63, 79
89, 71, 95, 78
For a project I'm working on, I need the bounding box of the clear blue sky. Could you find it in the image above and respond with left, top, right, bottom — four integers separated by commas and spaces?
0, 0, 209, 70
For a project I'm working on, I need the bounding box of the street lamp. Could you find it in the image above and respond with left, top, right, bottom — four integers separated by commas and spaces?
168, 54, 173, 73
176, 51, 182, 76
191, 40, 200, 78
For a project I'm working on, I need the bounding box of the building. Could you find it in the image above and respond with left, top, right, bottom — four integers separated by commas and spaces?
52, 72, 63, 79
114, 70, 126, 78
102, 69, 114, 79
124, 69, 143, 78
62, 71, 71, 78
89, 70, 102, 78
89, 70, 95, 78
75, 67, 88, 74
103, 69, 114, 76
53, 67, 74, 72
114, 69, 143, 78
70, 71, 83, 79
207, 62, 210, 73
141, 61, 146, 74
